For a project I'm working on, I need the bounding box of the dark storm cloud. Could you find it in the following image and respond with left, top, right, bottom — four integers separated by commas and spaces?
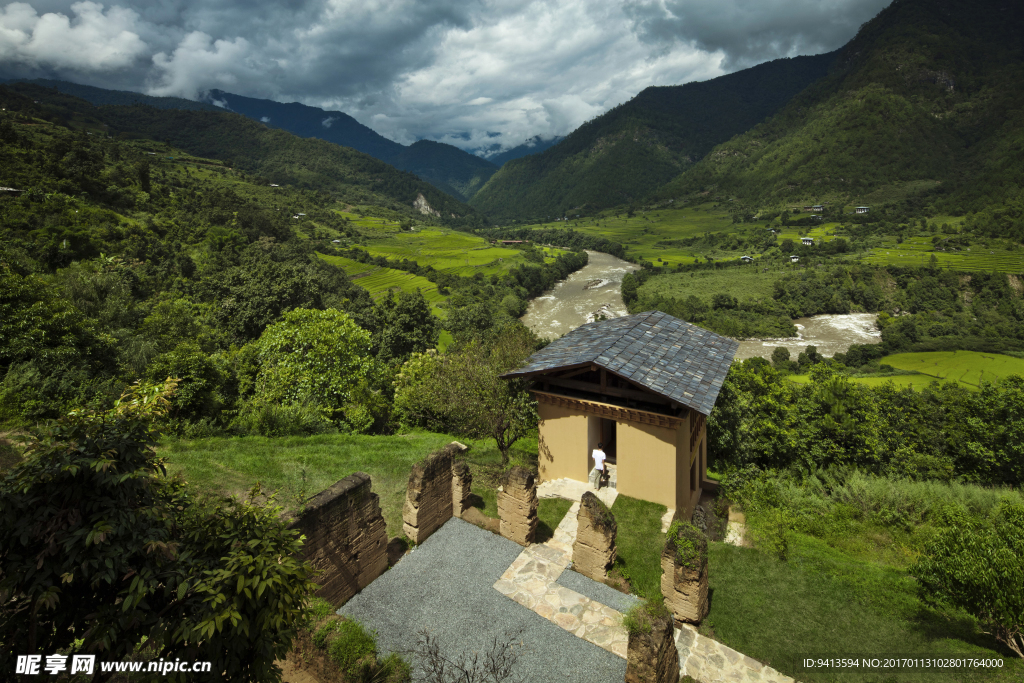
624, 0, 891, 68
0, 0, 891, 153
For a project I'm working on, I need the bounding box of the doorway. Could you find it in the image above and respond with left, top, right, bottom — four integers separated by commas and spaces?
599, 418, 617, 464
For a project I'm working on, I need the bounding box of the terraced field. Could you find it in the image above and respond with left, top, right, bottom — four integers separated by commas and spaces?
788, 351, 1024, 391
788, 374, 942, 391
317, 255, 447, 313
357, 227, 542, 277
860, 236, 1024, 273
882, 351, 1024, 388
521, 204, 738, 265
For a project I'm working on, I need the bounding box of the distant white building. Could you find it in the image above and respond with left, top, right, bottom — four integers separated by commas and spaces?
811, 205, 824, 212
801, 237, 814, 246
741, 255, 753, 263
790, 255, 800, 263
855, 206, 869, 214
270, 184, 280, 187
331, 239, 341, 244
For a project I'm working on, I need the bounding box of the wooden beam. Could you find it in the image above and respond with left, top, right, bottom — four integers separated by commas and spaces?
542, 376, 673, 405
555, 366, 596, 380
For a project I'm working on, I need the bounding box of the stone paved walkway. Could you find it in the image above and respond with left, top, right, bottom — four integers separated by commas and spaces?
677, 625, 796, 683
493, 499, 629, 659
537, 478, 618, 506
495, 491, 797, 683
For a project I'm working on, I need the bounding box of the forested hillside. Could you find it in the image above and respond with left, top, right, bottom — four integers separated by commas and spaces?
0, 85, 584, 432
469, 52, 836, 219
4, 82, 484, 227
651, 0, 1024, 218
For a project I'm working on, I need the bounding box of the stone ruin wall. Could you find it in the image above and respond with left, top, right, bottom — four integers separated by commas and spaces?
403, 442, 470, 544
452, 460, 473, 518
289, 472, 388, 606
498, 466, 538, 545
661, 531, 709, 626
624, 613, 680, 683
572, 491, 617, 581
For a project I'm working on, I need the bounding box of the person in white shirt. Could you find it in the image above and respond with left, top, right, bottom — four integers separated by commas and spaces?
592, 442, 608, 490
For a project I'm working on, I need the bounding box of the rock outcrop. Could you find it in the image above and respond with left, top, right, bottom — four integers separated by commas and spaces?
289, 473, 388, 606
402, 446, 456, 544
498, 466, 537, 545
572, 491, 616, 581
661, 520, 709, 625
624, 613, 680, 683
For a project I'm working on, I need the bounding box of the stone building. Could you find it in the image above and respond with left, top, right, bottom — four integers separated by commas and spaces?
501, 311, 737, 519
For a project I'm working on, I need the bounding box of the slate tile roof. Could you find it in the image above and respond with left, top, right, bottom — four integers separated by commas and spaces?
502, 311, 739, 416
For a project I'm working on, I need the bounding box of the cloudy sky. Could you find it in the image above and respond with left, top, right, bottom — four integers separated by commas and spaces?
0, 0, 890, 155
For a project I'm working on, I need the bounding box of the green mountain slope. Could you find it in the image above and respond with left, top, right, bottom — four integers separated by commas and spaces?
4, 83, 484, 227
469, 52, 836, 220
205, 89, 497, 202
650, 0, 1024, 217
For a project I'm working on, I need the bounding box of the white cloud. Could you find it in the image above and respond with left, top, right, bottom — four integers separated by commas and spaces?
321, 115, 336, 127
0, 1, 149, 72
260, 115, 269, 122
0, 0, 886, 152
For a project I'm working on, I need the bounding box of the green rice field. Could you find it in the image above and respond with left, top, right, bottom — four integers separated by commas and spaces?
357, 226, 562, 277
521, 204, 739, 265
788, 374, 942, 391
882, 351, 1024, 387
788, 351, 1024, 390
316, 254, 447, 313
861, 236, 1024, 273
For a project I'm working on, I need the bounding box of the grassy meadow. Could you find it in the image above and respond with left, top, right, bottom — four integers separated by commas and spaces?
160, 432, 539, 537
637, 266, 788, 303
705, 535, 1022, 683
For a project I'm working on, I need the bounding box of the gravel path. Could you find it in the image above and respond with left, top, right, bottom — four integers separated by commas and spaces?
555, 569, 640, 614
339, 517, 626, 683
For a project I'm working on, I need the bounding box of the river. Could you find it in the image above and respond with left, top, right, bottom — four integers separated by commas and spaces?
522, 253, 882, 359
733, 313, 882, 360
521, 251, 639, 338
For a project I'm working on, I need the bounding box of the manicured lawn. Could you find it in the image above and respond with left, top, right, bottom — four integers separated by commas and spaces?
160, 432, 518, 539
610, 494, 667, 601
704, 534, 1023, 683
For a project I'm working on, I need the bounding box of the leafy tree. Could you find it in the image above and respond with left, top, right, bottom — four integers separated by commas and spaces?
145, 341, 225, 421
912, 502, 1024, 658
770, 346, 791, 370
252, 308, 374, 425
395, 323, 539, 466
374, 290, 439, 362
0, 380, 315, 681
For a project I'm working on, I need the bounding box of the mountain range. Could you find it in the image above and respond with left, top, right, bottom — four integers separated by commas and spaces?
469, 0, 1024, 222
5, 0, 1021, 227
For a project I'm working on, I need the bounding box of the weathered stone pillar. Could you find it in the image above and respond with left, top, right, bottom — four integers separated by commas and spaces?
572, 491, 616, 581
452, 461, 473, 518
625, 612, 680, 683
498, 466, 537, 545
403, 446, 454, 544
288, 473, 388, 606
661, 520, 709, 625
